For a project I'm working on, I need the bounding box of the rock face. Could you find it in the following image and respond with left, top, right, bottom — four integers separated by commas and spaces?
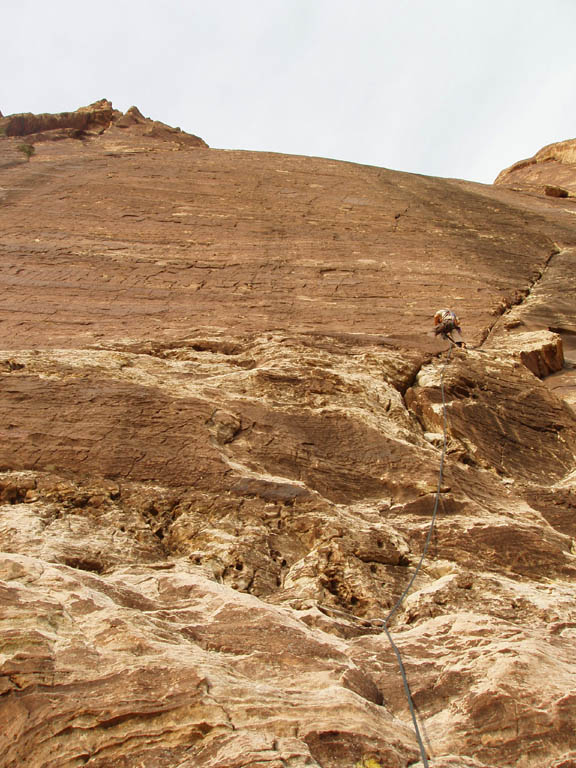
1, 104, 576, 768
495, 136, 576, 198
0, 99, 207, 152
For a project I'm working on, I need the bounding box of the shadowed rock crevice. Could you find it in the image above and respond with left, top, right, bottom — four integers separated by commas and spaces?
482, 243, 561, 344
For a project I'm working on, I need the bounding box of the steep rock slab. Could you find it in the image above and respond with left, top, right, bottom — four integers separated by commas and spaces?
1, 107, 576, 767
0, 109, 566, 352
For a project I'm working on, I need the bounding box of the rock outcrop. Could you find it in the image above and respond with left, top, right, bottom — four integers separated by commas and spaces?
0, 99, 207, 149
1, 104, 576, 768
495, 136, 576, 198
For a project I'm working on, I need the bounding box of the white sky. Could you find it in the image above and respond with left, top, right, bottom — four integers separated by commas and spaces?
2, 0, 576, 183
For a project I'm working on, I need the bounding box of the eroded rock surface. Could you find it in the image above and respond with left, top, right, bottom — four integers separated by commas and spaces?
495, 137, 576, 198
0, 99, 207, 148
1, 104, 576, 768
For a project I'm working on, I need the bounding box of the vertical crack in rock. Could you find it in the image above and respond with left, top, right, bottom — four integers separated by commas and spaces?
481, 242, 562, 346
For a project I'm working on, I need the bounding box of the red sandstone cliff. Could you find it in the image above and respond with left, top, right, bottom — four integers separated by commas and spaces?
0, 103, 575, 768
495, 136, 576, 199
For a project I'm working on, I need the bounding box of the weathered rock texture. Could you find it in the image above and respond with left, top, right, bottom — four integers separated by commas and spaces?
495, 136, 576, 198
0, 99, 207, 148
1, 103, 576, 768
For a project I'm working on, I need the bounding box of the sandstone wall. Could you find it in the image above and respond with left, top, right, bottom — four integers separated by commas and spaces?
1, 104, 576, 768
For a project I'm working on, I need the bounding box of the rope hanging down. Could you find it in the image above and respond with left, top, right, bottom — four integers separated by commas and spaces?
379, 344, 453, 768
316, 343, 455, 765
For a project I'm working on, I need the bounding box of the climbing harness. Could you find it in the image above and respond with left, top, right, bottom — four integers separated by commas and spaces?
434, 309, 465, 348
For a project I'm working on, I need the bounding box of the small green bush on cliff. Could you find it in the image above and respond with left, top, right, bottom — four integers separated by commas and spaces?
17, 143, 35, 161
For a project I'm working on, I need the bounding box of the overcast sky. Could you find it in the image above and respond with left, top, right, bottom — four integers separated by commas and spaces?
2, 0, 576, 183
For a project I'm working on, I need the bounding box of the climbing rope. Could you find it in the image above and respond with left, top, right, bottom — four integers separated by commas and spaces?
379, 344, 453, 768
384, 344, 453, 624
318, 344, 454, 767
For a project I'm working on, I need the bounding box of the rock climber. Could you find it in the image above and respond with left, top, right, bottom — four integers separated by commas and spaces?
434, 308, 466, 348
